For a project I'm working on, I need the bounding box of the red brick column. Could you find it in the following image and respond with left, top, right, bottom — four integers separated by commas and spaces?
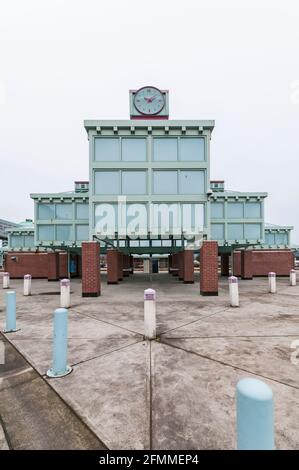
233, 251, 241, 277
183, 250, 194, 283
123, 254, 130, 277
220, 253, 230, 276
200, 241, 218, 295
241, 249, 253, 280
58, 252, 68, 279
82, 242, 101, 297
48, 252, 59, 281
107, 249, 119, 284
172, 253, 179, 276
118, 251, 123, 281
178, 252, 184, 280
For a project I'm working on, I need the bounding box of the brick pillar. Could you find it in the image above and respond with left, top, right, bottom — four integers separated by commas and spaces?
48, 252, 59, 281
107, 249, 119, 284
183, 250, 194, 283
58, 252, 68, 279
118, 251, 123, 281
178, 252, 184, 280
220, 253, 230, 276
172, 253, 179, 276
82, 242, 101, 297
123, 254, 130, 277
168, 254, 173, 274
241, 249, 253, 280
200, 241, 218, 296
233, 251, 241, 277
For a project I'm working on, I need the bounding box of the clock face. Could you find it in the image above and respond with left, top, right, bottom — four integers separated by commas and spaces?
133, 86, 165, 115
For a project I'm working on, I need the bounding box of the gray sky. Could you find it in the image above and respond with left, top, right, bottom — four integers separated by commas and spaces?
1, 0, 299, 242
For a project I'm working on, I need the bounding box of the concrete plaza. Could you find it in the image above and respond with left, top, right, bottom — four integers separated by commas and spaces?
1, 273, 299, 449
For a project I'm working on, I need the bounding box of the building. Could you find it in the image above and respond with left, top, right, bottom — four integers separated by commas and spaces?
4, 87, 295, 293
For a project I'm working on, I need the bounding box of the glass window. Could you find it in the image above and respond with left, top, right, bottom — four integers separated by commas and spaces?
152, 240, 162, 247
153, 171, 177, 194
56, 225, 73, 241
122, 138, 146, 161
140, 240, 150, 247
265, 233, 275, 244
38, 225, 55, 240
179, 170, 205, 194
162, 240, 172, 247
211, 224, 224, 240
10, 235, 23, 248
244, 224, 261, 239
94, 138, 119, 161
94, 171, 119, 195
56, 203, 73, 220
129, 240, 139, 247
94, 203, 118, 236
76, 203, 89, 219
227, 202, 243, 219
122, 171, 147, 195
276, 233, 288, 244
24, 235, 34, 247
38, 203, 55, 220
179, 138, 205, 161
244, 202, 261, 218
211, 202, 224, 219
181, 203, 204, 233
151, 203, 181, 234
153, 138, 178, 161
76, 225, 89, 241
228, 223, 244, 240
175, 240, 182, 247
126, 203, 148, 234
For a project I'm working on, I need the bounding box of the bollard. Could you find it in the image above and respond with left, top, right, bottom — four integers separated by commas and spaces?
23, 274, 32, 296
237, 377, 274, 450
268, 272, 276, 294
144, 288, 156, 340
60, 278, 71, 308
4, 291, 17, 333
47, 308, 72, 378
290, 269, 296, 286
229, 276, 239, 307
3, 272, 10, 289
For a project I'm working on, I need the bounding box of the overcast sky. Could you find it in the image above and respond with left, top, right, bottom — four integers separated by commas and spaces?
1, 0, 299, 242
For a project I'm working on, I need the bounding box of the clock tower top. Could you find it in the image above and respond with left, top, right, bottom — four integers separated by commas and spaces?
129, 86, 169, 120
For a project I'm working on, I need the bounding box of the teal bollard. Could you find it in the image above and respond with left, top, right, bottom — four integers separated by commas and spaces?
237, 377, 274, 450
46, 308, 72, 378
4, 291, 17, 333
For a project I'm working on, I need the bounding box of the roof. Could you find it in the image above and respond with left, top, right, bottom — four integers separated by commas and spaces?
265, 223, 294, 231
84, 119, 215, 133
211, 190, 268, 198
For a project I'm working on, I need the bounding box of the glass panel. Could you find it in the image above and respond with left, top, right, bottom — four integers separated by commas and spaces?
181, 203, 204, 234
276, 233, 288, 244
76, 225, 89, 241
76, 203, 89, 219
56, 203, 73, 220
122, 171, 147, 195
211, 202, 224, 219
265, 233, 275, 244
152, 240, 162, 247
176, 240, 182, 247
244, 224, 261, 239
179, 170, 205, 194
94, 171, 119, 195
38, 225, 55, 240
153, 171, 177, 194
94, 138, 119, 161
162, 240, 172, 247
10, 235, 23, 248
140, 240, 150, 247
24, 235, 34, 247
151, 203, 181, 235
211, 224, 224, 240
244, 202, 261, 218
127, 203, 148, 235
122, 138, 146, 161
180, 138, 204, 161
38, 203, 55, 220
153, 138, 177, 161
227, 202, 243, 218
227, 223, 244, 240
94, 203, 118, 236
56, 225, 73, 241
129, 240, 139, 247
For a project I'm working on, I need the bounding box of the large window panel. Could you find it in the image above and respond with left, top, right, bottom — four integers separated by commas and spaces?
153, 171, 177, 194
181, 203, 204, 234
211, 202, 224, 219
38, 225, 55, 240
38, 203, 55, 220
276, 233, 288, 244
94, 171, 119, 195
151, 203, 181, 234
94, 203, 118, 236
227, 202, 243, 219
94, 138, 119, 161
56, 225, 73, 241
153, 138, 178, 161
122, 138, 147, 161
179, 170, 205, 194
76, 225, 89, 241
10, 235, 22, 248
76, 203, 89, 219
179, 138, 205, 161
122, 171, 147, 195
244, 202, 261, 218
126, 203, 148, 234
244, 223, 261, 239
56, 203, 73, 220
228, 223, 244, 240
24, 235, 34, 247
265, 233, 275, 244
211, 224, 224, 240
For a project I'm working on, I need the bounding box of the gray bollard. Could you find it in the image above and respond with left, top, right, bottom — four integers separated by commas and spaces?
236, 377, 274, 450
46, 308, 72, 378
4, 291, 17, 333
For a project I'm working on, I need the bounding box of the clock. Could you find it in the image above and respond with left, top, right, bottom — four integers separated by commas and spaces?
133, 86, 165, 116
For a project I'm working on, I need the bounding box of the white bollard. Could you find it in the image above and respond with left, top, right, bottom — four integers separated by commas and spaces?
60, 279, 71, 308
229, 276, 239, 307
290, 269, 297, 286
144, 288, 156, 340
2, 272, 10, 289
23, 274, 32, 296
268, 272, 276, 294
